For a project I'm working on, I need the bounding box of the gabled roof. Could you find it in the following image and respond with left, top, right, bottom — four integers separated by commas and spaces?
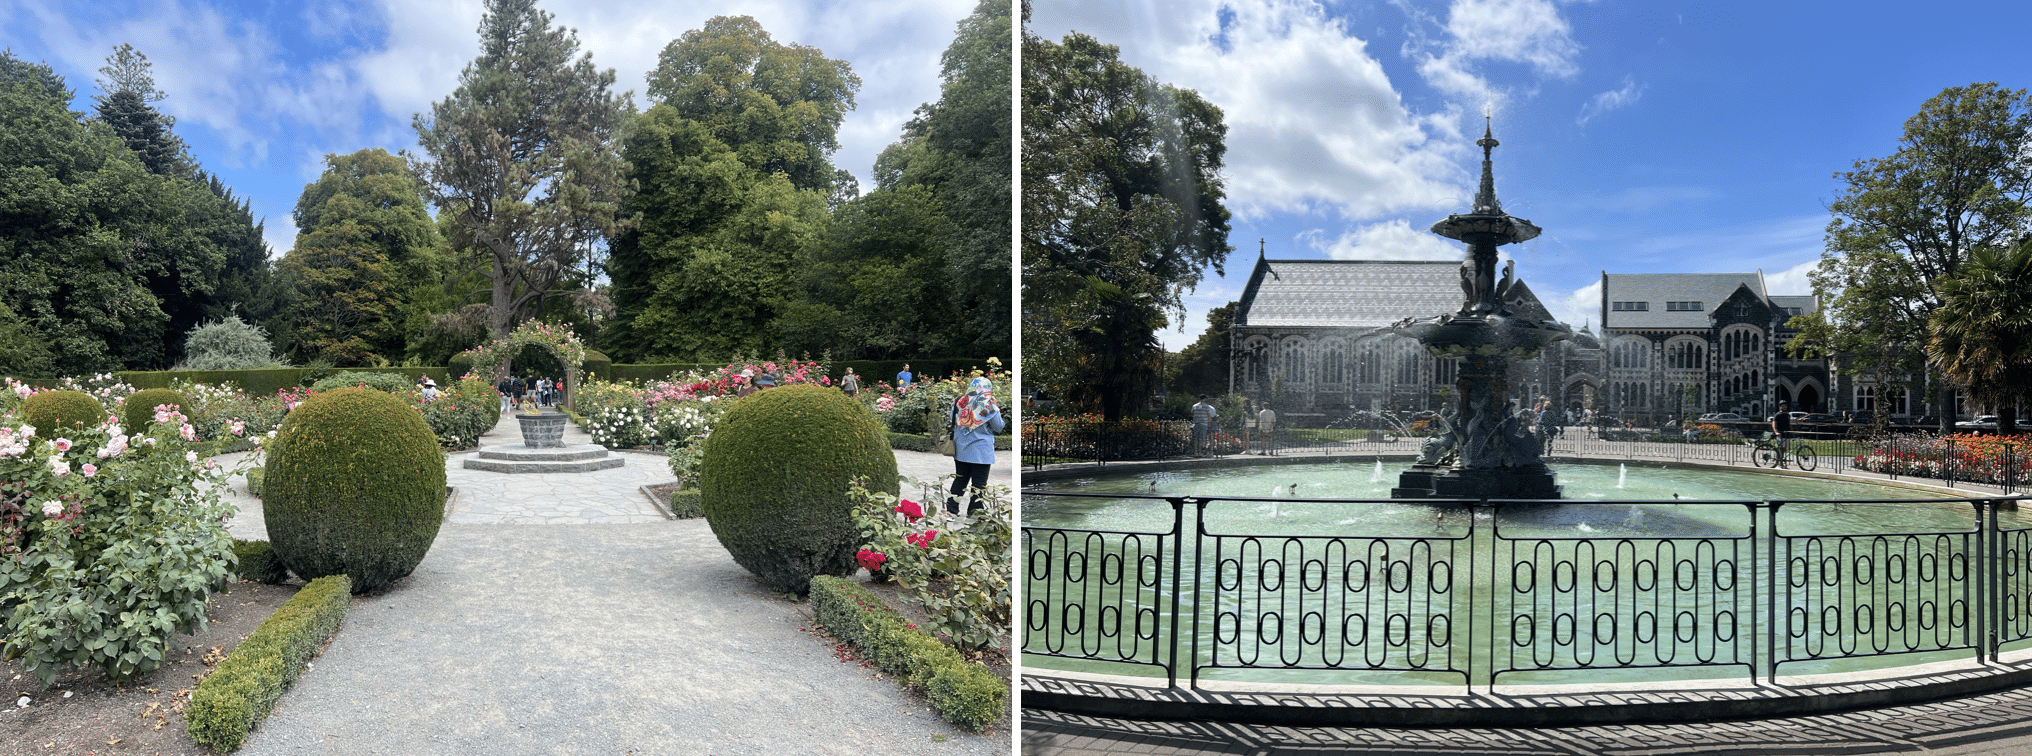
1601, 272, 1766, 329
1235, 258, 1555, 329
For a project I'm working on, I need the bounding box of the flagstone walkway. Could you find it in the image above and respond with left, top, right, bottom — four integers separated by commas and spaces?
211, 414, 1014, 755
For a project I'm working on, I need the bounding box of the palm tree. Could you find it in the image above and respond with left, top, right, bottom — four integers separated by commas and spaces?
1927, 236, 2032, 436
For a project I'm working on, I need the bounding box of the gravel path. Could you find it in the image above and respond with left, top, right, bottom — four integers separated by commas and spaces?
221, 415, 1014, 755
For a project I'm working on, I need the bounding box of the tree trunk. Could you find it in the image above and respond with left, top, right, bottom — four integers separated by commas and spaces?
1938, 380, 1956, 435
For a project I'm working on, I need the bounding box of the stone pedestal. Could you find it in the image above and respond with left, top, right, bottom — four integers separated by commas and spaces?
1429, 466, 1562, 500
516, 412, 568, 448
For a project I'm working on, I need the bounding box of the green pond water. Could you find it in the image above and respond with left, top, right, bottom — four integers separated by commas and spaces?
1023, 461, 2025, 688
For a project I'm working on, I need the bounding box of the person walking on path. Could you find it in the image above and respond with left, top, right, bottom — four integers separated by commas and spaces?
897, 363, 913, 389
946, 377, 1006, 515
1255, 404, 1278, 456
1191, 394, 1218, 456
840, 368, 860, 397
497, 376, 513, 413
510, 375, 526, 411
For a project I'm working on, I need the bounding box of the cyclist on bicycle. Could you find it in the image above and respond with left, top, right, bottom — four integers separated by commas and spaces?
1769, 401, 1792, 467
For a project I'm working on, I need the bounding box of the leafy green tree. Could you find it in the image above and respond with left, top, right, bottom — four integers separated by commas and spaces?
1927, 236, 2032, 436
410, 0, 630, 344
1167, 300, 1237, 399
645, 15, 860, 194
1799, 83, 2032, 432
0, 52, 171, 373
867, 0, 1013, 360
606, 16, 852, 361
0, 302, 56, 378
1022, 29, 1232, 420
282, 149, 447, 365
774, 184, 955, 358
607, 105, 827, 361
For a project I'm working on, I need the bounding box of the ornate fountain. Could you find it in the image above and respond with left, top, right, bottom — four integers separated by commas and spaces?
1389, 120, 1572, 500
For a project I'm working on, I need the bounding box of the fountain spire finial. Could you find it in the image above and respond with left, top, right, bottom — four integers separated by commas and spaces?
1474, 116, 1502, 215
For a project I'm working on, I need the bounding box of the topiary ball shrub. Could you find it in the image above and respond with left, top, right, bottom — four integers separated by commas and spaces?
263, 386, 446, 594
19, 389, 108, 433
699, 383, 898, 595
123, 387, 189, 434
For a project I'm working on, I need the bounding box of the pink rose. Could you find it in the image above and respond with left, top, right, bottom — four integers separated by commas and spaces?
52, 438, 71, 452
80, 463, 96, 477
41, 500, 61, 517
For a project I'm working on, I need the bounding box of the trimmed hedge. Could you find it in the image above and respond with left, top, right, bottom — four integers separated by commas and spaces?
117, 367, 455, 398
582, 349, 612, 381
666, 488, 703, 519
809, 575, 1006, 732
230, 539, 290, 584
185, 574, 351, 752
264, 387, 446, 593
244, 468, 265, 497
19, 389, 107, 432
122, 387, 188, 434
885, 432, 1012, 452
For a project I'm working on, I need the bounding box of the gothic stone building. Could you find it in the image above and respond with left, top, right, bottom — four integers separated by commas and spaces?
1597, 271, 1831, 424
1227, 255, 1602, 420
1225, 255, 1846, 426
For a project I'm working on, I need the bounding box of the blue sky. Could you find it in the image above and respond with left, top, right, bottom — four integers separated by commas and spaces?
1, 0, 979, 258
1027, 0, 2032, 349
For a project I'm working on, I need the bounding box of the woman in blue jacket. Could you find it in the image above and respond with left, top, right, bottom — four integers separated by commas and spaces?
947, 377, 1006, 515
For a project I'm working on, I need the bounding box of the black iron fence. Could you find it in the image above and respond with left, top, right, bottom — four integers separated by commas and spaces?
1026, 418, 2025, 496
1022, 492, 2032, 692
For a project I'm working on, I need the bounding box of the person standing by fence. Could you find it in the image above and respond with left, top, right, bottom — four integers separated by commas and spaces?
1255, 404, 1278, 456
1191, 394, 1217, 456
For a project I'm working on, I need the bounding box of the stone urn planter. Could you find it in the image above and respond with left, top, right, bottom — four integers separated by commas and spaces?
517, 411, 569, 448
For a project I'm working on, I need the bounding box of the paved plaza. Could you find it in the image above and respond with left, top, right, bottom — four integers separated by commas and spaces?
211, 414, 1014, 754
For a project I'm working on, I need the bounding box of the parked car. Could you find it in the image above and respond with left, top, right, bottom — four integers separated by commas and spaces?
1698, 412, 1749, 423
1798, 413, 1841, 424
1956, 415, 2000, 430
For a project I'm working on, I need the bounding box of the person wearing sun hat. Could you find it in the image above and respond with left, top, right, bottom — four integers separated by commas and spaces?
946, 376, 1006, 515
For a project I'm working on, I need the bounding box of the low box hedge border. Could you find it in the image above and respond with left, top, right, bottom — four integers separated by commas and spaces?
230, 539, 289, 584
185, 573, 351, 752
885, 432, 1013, 452
808, 575, 1006, 733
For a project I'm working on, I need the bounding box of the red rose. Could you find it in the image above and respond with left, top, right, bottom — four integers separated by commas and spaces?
894, 499, 924, 520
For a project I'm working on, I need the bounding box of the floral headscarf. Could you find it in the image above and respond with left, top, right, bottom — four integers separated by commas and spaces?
953, 378, 998, 431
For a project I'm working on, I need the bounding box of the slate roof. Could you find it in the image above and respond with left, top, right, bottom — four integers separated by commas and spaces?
1236, 258, 1553, 329
1768, 295, 1817, 318
1601, 272, 1766, 330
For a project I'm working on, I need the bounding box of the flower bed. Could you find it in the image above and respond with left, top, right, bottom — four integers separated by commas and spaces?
1851, 433, 2027, 484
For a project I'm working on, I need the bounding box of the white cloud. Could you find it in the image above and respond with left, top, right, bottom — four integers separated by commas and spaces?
1762, 257, 1818, 297
1302, 219, 1461, 260
1548, 279, 1600, 333
1576, 74, 1642, 126
1031, 0, 1462, 222
1412, 0, 1584, 110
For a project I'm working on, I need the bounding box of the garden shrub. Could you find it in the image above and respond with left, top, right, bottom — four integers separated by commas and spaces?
850, 480, 1011, 651
699, 384, 898, 595
666, 488, 702, 518
19, 389, 108, 433
808, 575, 1006, 732
121, 387, 188, 434
182, 316, 282, 370
185, 574, 350, 752
263, 387, 446, 593
230, 539, 289, 584
0, 408, 245, 685
886, 431, 935, 452
245, 468, 264, 497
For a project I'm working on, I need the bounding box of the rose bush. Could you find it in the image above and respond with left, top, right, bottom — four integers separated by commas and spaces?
849, 478, 1011, 651
0, 409, 250, 686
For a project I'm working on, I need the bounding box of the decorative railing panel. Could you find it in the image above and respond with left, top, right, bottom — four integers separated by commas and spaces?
1022, 492, 2032, 693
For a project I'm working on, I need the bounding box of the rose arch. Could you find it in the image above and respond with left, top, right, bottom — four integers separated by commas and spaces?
456, 320, 588, 410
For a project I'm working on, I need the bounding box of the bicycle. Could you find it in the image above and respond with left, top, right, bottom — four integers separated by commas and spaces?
1748, 433, 1817, 471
